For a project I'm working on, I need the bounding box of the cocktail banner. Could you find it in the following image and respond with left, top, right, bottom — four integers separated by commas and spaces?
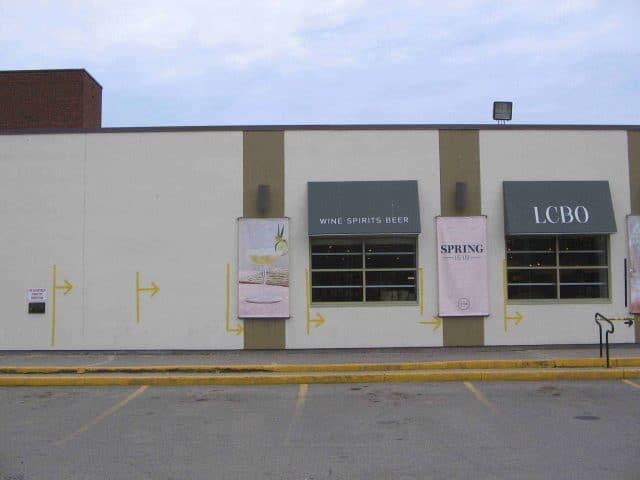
238, 218, 290, 319
436, 216, 489, 317
628, 215, 640, 314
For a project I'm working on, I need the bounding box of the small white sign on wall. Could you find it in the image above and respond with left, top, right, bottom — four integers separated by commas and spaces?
27, 288, 48, 303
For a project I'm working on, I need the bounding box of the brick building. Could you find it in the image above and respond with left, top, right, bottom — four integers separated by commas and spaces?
0, 69, 102, 129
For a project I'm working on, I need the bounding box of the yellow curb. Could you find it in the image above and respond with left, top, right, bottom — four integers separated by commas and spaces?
3, 357, 640, 375
1, 368, 639, 386
611, 358, 640, 367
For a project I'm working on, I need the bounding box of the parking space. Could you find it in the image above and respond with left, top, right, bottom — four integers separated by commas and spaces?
1, 381, 639, 479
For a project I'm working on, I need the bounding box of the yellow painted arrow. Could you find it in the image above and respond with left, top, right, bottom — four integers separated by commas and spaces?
138, 281, 160, 298
419, 316, 442, 331
51, 264, 74, 347
505, 311, 523, 326
226, 323, 244, 335
136, 272, 160, 324
55, 278, 73, 295
502, 259, 523, 332
504, 310, 523, 330
225, 262, 244, 336
606, 317, 635, 327
305, 269, 326, 335
309, 313, 325, 330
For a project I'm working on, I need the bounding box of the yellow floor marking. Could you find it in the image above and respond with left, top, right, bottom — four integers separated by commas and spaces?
285, 383, 308, 445
53, 385, 148, 447
623, 379, 640, 390
464, 381, 501, 416
296, 383, 309, 408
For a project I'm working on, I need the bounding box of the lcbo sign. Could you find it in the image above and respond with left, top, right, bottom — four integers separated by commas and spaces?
533, 205, 590, 225
503, 181, 616, 236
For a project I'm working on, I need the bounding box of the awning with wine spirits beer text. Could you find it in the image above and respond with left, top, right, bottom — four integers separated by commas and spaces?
307, 180, 421, 236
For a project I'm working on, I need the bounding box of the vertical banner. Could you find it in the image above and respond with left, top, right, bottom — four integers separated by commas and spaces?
437, 216, 489, 316
238, 218, 290, 319
628, 215, 640, 314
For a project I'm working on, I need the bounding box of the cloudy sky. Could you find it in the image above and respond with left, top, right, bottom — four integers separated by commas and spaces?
1, 0, 638, 127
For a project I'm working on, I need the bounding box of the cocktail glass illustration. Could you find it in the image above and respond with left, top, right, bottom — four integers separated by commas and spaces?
245, 248, 282, 304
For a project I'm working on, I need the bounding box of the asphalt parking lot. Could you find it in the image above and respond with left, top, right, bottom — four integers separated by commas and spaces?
1, 380, 639, 480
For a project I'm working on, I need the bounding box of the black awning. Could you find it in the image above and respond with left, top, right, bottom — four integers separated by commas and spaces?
308, 180, 421, 236
503, 181, 617, 235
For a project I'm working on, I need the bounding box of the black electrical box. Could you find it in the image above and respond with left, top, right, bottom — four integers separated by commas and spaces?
28, 302, 46, 314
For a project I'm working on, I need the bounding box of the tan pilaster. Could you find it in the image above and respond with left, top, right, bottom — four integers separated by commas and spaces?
242, 130, 286, 349
438, 130, 485, 346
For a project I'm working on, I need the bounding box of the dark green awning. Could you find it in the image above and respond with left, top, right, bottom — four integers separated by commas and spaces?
308, 180, 421, 236
503, 181, 617, 235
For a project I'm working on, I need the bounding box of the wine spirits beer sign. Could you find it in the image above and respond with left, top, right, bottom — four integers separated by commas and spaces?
307, 181, 421, 236
436, 216, 489, 317
238, 218, 290, 319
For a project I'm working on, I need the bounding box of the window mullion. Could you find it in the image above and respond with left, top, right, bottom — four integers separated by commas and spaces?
556, 236, 561, 299
311, 236, 417, 303
362, 238, 367, 302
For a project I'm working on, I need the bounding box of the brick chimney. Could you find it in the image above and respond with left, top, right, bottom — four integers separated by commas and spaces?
0, 69, 102, 129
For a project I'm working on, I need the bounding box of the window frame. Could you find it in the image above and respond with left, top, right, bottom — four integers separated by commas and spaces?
505, 234, 611, 304
309, 235, 419, 305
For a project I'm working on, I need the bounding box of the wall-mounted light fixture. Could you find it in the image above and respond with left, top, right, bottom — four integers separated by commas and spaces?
257, 184, 270, 213
493, 101, 513, 124
455, 181, 467, 210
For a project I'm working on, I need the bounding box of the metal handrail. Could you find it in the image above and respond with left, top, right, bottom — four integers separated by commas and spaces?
594, 313, 615, 368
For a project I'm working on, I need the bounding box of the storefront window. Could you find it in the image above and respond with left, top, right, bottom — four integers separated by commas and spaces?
506, 235, 609, 300
311, 237, 417, 303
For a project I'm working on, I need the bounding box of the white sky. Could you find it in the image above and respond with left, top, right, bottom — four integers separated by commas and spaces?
1, 0, 638, 127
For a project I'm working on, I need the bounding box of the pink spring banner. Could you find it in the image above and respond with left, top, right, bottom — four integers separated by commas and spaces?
238, 218, 290, 319
437, 216, 489, 317
628, 215, 640, 314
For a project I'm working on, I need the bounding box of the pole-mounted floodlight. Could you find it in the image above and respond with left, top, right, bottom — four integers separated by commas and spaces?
493, 101, 512, 124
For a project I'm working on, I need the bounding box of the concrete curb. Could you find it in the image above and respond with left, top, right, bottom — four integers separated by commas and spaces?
2, 367, 640, 386
2, 357, 640, 374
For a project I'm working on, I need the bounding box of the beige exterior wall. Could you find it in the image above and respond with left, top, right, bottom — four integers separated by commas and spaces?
0, 134, 85, 347
480, 130, 633, 345
284, 130, 442, 348
0, 127, 635, 350
0, 131, 243, 349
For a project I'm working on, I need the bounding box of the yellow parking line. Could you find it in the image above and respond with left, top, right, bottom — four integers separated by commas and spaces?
464, 381, 501, 416
623, 379, 640, 390
296, 383, 308, 408
285, 384, 308, 445
53, 385, 148, 447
